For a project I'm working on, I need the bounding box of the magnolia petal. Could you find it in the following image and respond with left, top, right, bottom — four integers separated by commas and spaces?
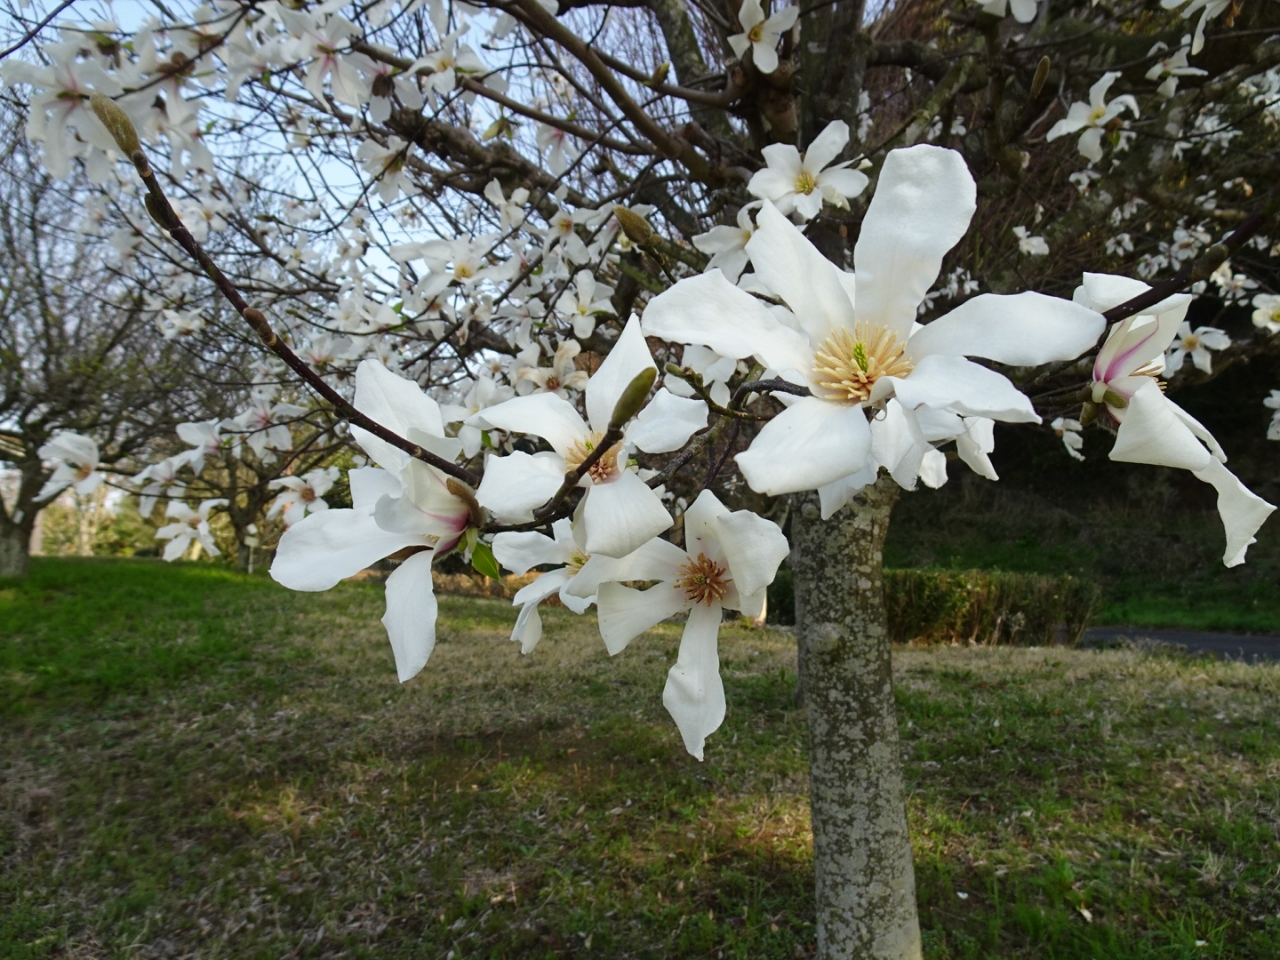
271, 509, 424, 591
586, 314, 656, 434
908, 293, 1105, 365
643, 271, 814, 385
475, 451, 564, 523
349, 466, 403, 511
956, 418, 999, 481
381, 550, 438, 682
1168, 398, 1228, 462
511, 601, 544, 654
736, 396, 872, 495
630, 389, 708, 454
565, 536, 689, 599
752, 40, 780, 75
662, 602, 727, 761
474, 392, 588, 459
1074, 273, 1191, 319
581, 471, 673, 558
493, 524, 574, 575
712, 508, 790, 600
355, 358, 446, 444
854, 145, 976, 341
1110, 379, 1211, 470
804, 119, 850, 174
596, 581, 688, 655
1191, 458, 1276, 567
747, 201, 857, 346
816, 463, 878, 519
919, 449, 949, 488
887, 355, 1039, 423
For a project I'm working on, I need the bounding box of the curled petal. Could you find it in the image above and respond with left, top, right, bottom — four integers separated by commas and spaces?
381, 550, 438, 682
662, 602, 727, 761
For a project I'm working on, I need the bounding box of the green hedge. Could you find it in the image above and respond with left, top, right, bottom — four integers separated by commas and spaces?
768, 566, 1100, 646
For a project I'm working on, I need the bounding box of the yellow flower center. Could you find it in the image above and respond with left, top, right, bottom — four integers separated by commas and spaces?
795, 170, 817, 195
1181, 334, 1200, 350
300, 486, 317, 503
811, 323, 914, 404
1090, 106, 1107, 124
675, 552, 730, 606
747, 24, 765, 42
563, 431, 622, 483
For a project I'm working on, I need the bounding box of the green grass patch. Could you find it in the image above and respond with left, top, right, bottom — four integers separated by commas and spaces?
2, 558, 1278, 958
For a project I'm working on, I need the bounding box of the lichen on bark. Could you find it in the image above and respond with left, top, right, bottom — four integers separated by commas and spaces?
791, 475, 921, 960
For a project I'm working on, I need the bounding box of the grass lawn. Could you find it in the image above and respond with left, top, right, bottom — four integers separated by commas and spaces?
3, 557, 1279, 959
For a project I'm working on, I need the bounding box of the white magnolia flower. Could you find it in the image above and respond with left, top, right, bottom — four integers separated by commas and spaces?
156, 498, 227, 562
555, 270, 615, 339
1145, 38, 1207, 97
484, 179, 530, 230
1077, 273, 1274, 566
516, 340, 590, 398
1264, 390, 1280, 441
268, 466, 339, 526
470, 317, 705, 557
1251, 293, 1280, 334
747, 121, 869, 220
665, 344, 738, 408
157, 309, 205, 340
1051, 417, 1085, 461
177, 419, 224, 475
356, 136, 416, 204
1161, 0, 1230, 55
564, 489, 789, 760
1013, 226, 1049, 256
491, 517, 675, 654
229, 401, 310, 463
980, 0, 1037, 23
440, 375, 515, 458
36, 431, 103, 502
692, 204, 759, 283
272, 360, 473, 682
1164, 322, 1230, 375
536, 123, 575, 176
1046, 72, 1140, 163
727, 0, 798, 75
135, 454, 190, 517
645, 145, 1105, 515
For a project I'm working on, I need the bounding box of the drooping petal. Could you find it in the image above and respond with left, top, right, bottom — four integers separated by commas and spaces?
662, 602, 727, 761
711, 508, 790, 601
1109, 378, 1212, 470
581, 471, 673, 558
629, 389, 708, 453
736, 397, 872, 495
595, 581, 688, 655
565, 535, 689, 599
271, 509, 424, 591
908, 292, 1105, 365
474, 450, 564, 523
752, 39, 780, 75
885, 354, 1039, 423
474, 392, 588, 459
815, 462, 879, 519
854, 145, 976, 341
381, 550, 438, 682
747, 201, 857, 346
585, 314, 657, 433
493, 521, 575, 575
642, 271, 814, 385
1190, 458, 1276, 567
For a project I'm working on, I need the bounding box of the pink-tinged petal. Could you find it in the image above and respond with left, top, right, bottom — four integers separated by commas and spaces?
493, 525, 574, 576
1109, 379, 1212, 471
642, 271, 814, 385
271, 509, 423, 591
381, 550, 438, 682
475, 451, 564, 523
586, 314, 657, 433
581, 471, 673, 558
747, 201, 857, 346
1190, 459, 1276, 567
662, 602, 727, 761
908, 293, 1105, 365
854, 145, 976, 341
803, 120, 850, 174
566, 536, 688, 599
752, 40, 780, 75
630, 389, 708, 454
475, 392, 588, 458
735, 396, 872, 495
887, 355, 1039, 423
596, 581, 688, 655
816, 463, 878, 519
711, 508, 790, 600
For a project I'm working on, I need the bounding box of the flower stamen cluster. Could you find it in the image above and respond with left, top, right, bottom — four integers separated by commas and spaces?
811, 323, 913, 403
675, 552, 730, 606
563, 431, 622, 483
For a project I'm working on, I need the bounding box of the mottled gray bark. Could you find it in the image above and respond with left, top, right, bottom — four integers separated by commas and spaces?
791, 476, 921, 960
0, 523, 31, 579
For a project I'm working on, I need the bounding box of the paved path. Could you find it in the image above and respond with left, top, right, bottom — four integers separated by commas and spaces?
1085, 626, 1280, 663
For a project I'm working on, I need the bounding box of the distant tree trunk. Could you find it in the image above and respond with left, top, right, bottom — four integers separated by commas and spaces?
0, 520, 32, 579
791, 475, 921, 960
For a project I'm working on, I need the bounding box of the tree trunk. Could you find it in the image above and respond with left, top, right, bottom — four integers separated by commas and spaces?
0, 522, 32, 579
791, 476, 921, 960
